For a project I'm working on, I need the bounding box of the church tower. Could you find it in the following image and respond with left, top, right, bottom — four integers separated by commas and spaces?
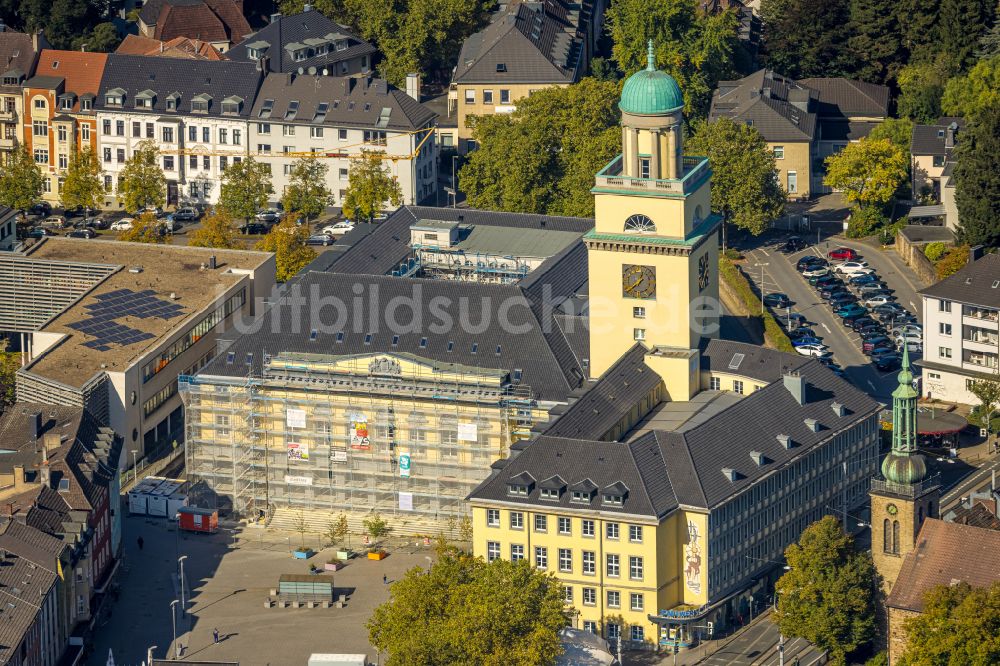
585, 42, 720, 385
870, 346, 940, 592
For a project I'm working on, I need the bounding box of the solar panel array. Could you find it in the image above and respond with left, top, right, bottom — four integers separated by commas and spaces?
66, 288, 186, 352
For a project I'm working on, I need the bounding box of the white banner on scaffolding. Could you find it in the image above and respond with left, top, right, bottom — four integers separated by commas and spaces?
286, 408, 306, 429
457, 423, 478, 442
399, 491, 413, 511
284, 475, 312, 486
330, 449, 348, 463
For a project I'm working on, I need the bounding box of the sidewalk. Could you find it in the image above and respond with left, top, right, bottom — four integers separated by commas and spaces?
640, 610, 776, 665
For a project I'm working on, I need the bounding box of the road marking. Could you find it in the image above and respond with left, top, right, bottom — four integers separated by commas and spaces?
867, 380, 877, 392
821, 323, 830, 333
910, 301, 917, 310
759, 248, 769, 257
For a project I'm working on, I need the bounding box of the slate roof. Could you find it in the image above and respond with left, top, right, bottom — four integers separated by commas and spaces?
700, 339, 813, 382
0, 520, 61, 664
797, 77, 889, 119
227, 10, 375, 74
919, 253, 1000, 310
520, 239, 590, 308
139, 0, 251, 44
818, 120, 878, 142
0, 29, 39, 85
469, 340, 880, 514
910, 120, 963, 157
200, 271, 587, 402
95, 54, 262, 117
250, 73, 435, 132
28, 51, 108, 113
453, 0, 582, 85
710, 70, 817, 142
887, 519, 1000, 612
325, 206, 593, 278
945, 501, 1000, 531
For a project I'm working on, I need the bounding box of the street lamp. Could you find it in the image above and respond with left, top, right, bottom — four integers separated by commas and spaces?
146, 645, 157, 665
451, 155, 459, 208
744, 554, 791, 570
178, 555, 188, 615
170, 599, 179, 659
754, 263, 770, 315
131, 449, 138, 484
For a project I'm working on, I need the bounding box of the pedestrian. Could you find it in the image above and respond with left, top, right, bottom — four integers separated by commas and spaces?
213, 628, 220, 644
136, 536, 144, 550
383, 574, 388, 585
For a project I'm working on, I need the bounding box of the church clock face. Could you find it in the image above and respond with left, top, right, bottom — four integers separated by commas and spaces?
887, 503, 898, 516
622, 265, 656, 299
698, 253, 710, 291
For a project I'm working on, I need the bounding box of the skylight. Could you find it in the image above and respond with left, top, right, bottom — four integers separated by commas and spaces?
260, 99, 274, 118
285, 100, 300, 120
728, 353, 745, 370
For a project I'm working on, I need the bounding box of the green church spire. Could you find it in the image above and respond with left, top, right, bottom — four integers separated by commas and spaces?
881, 345, 927, 484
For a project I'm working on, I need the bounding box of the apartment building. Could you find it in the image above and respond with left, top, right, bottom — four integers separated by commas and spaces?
469, 341, 881, 649
908, 118, 963, 230
918, 253, 1000, 405
0, 26, 46, 163
248, 72, 438, 208
95, 55, 263, 206
21, 51, 108, 204
5, 238, 275, 462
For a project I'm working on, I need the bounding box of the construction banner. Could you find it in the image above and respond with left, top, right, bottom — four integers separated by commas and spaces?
350, 415, 370, 450
286, 442, 309, 461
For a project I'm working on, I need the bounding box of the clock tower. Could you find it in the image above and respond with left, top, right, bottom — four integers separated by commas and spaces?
870, 346, 939, 593
585, 42, 720, 383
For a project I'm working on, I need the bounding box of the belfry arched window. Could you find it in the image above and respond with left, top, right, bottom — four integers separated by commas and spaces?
624, 214, 656, 233
883, 519, 891, 553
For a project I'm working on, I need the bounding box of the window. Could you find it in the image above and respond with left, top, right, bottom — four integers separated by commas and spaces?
54, 125, 65, 143
534, 514, 547, 532
339, 168, 348, 181
34, 97, 46, 109
535, 546, 547, 570
146, 122, 154, 138
634, 328, 646, 341
631, 626, 644, 642
633, 306, 646, 319
339, 128, 348, 141
510, 512, 523, 529
582, 551, 595, 575
160, 155, 173, 171
563, 586, 573, 604
630, 593, 644, 612
932, 155, 945, 167
500, 89, 511, 104
81, 125, 90, 141
629, 525, 643, 543
219, 128, 228, 144
939, 347, 952, 359
233, 129, 242, 145
939, 300, 952, 313
606, 523, 619, 540
33, 148, 48, 164
465, 89, 475, 104
583, 588, 596, 606
219, 156, 227, 170
310, 127, 324, 138
363, 130, 387, 146
104, 175, 112, 191
733, 380, 744, 394
258, 123, 271, 135
639, 158, 650, 179
81, 98, 92, 111
33, 120, 47, 137
787, 170, 798, 193
710, 376, 721, 390
58, 154, 68, 169
486, 508, 500, 526
892, 520, 900, 554
607, 554, 620, 577
607, 590, 621, 608
558, 548, 572, 572
483, 89, 494, 104
102, 147, 112, 163
162, 126, 174, 143
102, 119, 111, 135
582, 519, 595, 537
189, 126, 197, 141
215, 414, 231, 437
132, 121, 141, 137
558, 517, 571, 535
607, 623, 620, 641
510, 544, 524, 562
116, 120, 125, 136
203, 156, 211, 170
282, 124, 295, 136
773, 145, 784, 159
486, 541, 500, 562
189, 155, 198, 169
116, 148, 125, 163
629, 555, 644, 580
939, 323, 952, 335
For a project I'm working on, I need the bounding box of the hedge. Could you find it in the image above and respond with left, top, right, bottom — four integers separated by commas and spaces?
718, 256, 795, 353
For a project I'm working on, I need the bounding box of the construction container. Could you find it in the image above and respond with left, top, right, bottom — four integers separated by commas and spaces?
127, 477, 166, 515
166, 493, 188, 520
146, 478, 186, 518
177, 506, 218, 533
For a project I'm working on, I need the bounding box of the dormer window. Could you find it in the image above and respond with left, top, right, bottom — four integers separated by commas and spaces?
571, 490, 591, 503
506, 471, 535, 496
336, 39, 348, 51
135, 89, 156, 109
538, 475, 565, 501
508, 483, 529, 496
165, 93, 181, 111
222, 96, 243, 115
259, 99, 274, 119
569, 478, 597, 503
80, 97, 92, 111
2, 76, 17, 86
285, 100, 300, 120
601, 482, 629, 506
540, 488, 559, 499
104, 88, 126, 107
59, 96, 73, 111
191, 94, 211, 113
603, 493, 623, 505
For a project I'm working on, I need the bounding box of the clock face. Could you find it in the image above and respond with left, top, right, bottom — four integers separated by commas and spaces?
698, 253, 710, 291
887, 503, 898, 516
622, 265, 656, 299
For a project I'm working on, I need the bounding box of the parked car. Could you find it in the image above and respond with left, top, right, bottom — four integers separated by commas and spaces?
835, 261, 870, 274
868, 342, 897, 357
822, 288, 852, 301
787, 327, 817, 340
863, 295, 892, 308
256, 208, 281, 223
67, 228, 97, 239
28, 201, 52, 218
858, 324, 886, 337
109, 218, 134, 231
897, 339, 923, 353
848, 273, 880, 286
830, 295, 858, 309
797, 256, 827, 271
874, 353, 902, 371
828, 247, 860, 261
780, 236, 806, 253
777, 312, 808, 329
172, 207, 201, 222
836, 303, 867, 318
850, 316, 879, 331
306, 233, 335, 246
792, 336, 825, 347
763, 292, 791, 308
41, 215, 68, 229
795, 344, 831, 358
26, 226, 57, 238
858, 283, 893, 296
891, 324, 923, 336
810, 274, 841, 288
321, 221, 356, 236
239, 222, 270, 235
802, 266, 830, 278
862, 336, 892, 353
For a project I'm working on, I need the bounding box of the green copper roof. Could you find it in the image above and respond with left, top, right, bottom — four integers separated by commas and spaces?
881, 451, 928, 485
619, 41, 684, 116
883, 344, 928, 485
893, 344, 918, 400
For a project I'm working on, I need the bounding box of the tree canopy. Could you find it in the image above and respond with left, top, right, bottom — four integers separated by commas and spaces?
823, 138, 908, 209
187, 209, 242, 249
954, 105, 1000, 247
606, 0, 741, 117
218, 158, 274, 223
686, 117, 786, 235
868, 118, 914, 154
846, 0, 907, 84
117, 141, 165, 213
760, 0, 853, 78
0, 145, 44, 212
281, 158, 332, 220
459, 78, 620, 217
254, 216, 316, 282
60, 148, 104, 218
368, 548, 566, 666
897, 581, 1000, 666
342, 151, 404, 222
0, 338, 18, 408
774, 516, 877, 666
117, 212, 166, 244
941, 57, 1000, 118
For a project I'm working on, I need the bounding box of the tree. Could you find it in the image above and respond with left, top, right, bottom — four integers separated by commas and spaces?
218, 158, 273, 226
868, 118, 914, 154
342, 151, 403, 222
294, 510, 308, 548
117, 141, 165, 213
117, 212, 166, 244
923, 241, 948, 261
935, 245, 969, 279
254, 216, 316, 281
977, 16, 1000, 59
687, 118, 786, 240
11, 0, 98, 49
362, 512, 389, 551
823, 138, 908, 209
325, 513, 350, 548
896, 62, 947, 124
60, 148, 104, 223
936, 0, 997, 74
897, 581, 1000, 665
0, 338, 19, 408
71, 22, 122, 52
968, 377, 1000, 446
774, 516, 877, 666
847, 0, 906, 84
187, 209, 242, 249
281, 158, 332, 220
899, 0, 943, 65
606, 0, 740, 116
0, 145, 45, 213
941, 57, 1000, 118
759, 0, 853, 78
954, 106, 1000, 247
459, 78, 620, 217
368, 549, 565, 665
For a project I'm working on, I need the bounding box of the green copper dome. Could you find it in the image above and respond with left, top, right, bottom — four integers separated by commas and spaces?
619, 41, 685, 116
882, 450, 928, 485
882, 344, 929, 485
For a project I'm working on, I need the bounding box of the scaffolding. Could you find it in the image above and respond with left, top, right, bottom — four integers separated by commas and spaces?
180, 352, 540, 533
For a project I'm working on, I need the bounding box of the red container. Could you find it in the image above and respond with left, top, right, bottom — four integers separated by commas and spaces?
178, 506, 218, 533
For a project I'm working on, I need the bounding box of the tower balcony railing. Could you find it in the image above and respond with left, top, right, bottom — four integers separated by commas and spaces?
870, 473, 940, 498
594, 155, 709, 195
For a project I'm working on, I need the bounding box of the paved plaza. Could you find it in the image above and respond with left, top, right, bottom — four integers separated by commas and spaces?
87, 516, 437, 665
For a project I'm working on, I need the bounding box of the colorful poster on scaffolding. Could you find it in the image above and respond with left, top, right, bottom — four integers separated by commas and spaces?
286, 442, 309, 461
286, 408, 306, 429
457, 423, 478, 442
398, 452, 411, 478
350, 414, 370, 449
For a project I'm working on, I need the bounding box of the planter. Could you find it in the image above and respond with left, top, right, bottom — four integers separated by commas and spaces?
367, 551, 387, 561
335, 549, 352, 561
324, 562, 339, 571
293, 548, 313, 559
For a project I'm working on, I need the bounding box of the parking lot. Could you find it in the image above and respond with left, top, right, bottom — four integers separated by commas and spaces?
740, 233, 926, 402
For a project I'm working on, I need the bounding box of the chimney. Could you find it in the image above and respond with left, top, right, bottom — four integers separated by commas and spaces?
945, 122, 958, 149
28, 412, 42, 440
405, 73, 421, 102
270, 12, 282, 23
43, 432, 61, 453
257, 55, 271, 73
762, 86, 771, 98
969, 245, 984, 264
208, 255, 217, 269
304, 2, 312, 10
783, 373, 806, 405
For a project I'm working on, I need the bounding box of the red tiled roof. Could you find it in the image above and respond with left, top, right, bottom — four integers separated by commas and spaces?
116, 34, 225, 60
154, 0, 251, 45
32, 50, 108, 112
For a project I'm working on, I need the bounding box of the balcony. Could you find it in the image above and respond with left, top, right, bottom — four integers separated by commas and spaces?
963, 333, 999, 353
0, 108, 16, 122
870, 474, 940, 499
963, 308, 999, 329
594, 154, 710, 196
